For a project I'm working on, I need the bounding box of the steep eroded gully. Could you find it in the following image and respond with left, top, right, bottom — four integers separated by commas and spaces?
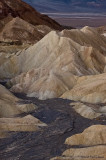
0, 93, 106, 160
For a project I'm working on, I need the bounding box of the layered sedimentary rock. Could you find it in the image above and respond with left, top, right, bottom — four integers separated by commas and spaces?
0, 26, 105, 100
61, 73, 106, 119
0, 17, 52, 44
0, 115, 47, 132
65, 125, 106, 146
0, 84, 46, 136
0, 25, 106, 159
51, 125, 106, 160
70, 102, 106, 119
0, 0, 61, 50
62, 73, 106, 104
0, 0, 105, 159
0, 84, 36, 117
0, 27, 106, 130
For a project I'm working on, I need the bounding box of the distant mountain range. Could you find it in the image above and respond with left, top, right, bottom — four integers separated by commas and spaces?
23, 0, 106, 14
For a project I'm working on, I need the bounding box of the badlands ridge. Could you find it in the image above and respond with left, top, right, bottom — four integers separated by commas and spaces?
0, 0, 106, 159
0, 26, 106, 123
1, 26, 106, 103
0, 25, 106, 139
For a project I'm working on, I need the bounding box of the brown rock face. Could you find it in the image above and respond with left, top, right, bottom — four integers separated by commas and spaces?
0, 0, 62, 30
0, 17, 52, 44
97, 26, 106, 34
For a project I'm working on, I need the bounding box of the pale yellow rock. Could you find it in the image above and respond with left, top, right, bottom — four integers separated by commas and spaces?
17, 103, 37, 113
51, 125, 106, 160
27, 72, 70, 99
62, 146, 106, 160
62, 73, 106, 104
71, 102, 101, 119
0, 84, 36, 117
0, 115, 47, 132
61, 26, 106, 52
65, 125, 106, 146
52, 146, 106, 160
10, 70, 78, 100
0, 84, 46, 136
0, 97, 36, 118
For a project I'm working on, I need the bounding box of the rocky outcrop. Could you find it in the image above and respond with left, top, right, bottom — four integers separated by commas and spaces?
0, 84, 47, 136
0, 1, 106, 159
0, 115, 47, 132
0, 96, 105, 159
0, 0, 62, 46
0, 84, 36, 117
0, 17, 52, 44
0, 0, 62, 30
0, 26, 105, 100
62, 73, 106, 104
97, 26, 106, 34
0, 27, 106, 144
0, 0, 58, 48
61, 73, 106, 118
70, 102, 102, 119
65, 125, 106, 146
51, 125, 106, 160
52, 146, 106, 160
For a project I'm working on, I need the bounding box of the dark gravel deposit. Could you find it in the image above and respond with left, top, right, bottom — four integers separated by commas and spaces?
0, 94, 106, 160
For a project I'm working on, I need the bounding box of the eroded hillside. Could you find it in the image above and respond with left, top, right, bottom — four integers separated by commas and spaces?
0, 1, 106, 160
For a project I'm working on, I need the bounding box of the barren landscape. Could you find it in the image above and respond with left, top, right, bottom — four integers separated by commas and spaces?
0, 0, 106, 160
54, 17, 106, 28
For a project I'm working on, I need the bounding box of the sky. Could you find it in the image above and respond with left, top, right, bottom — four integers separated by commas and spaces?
23, 0, 106, 27
23, 0, 106, 14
